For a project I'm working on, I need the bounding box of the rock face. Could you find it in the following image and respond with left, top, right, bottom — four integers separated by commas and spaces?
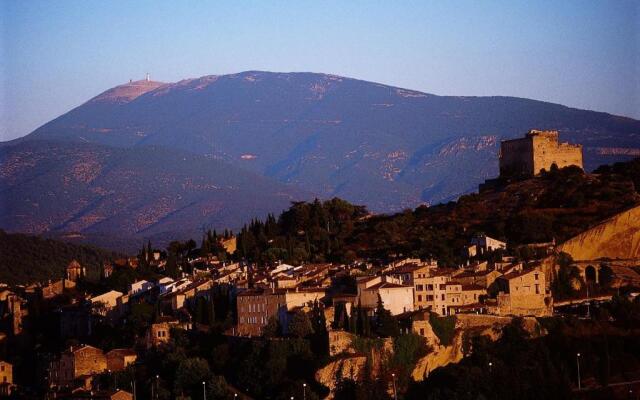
557, 204, 640, 261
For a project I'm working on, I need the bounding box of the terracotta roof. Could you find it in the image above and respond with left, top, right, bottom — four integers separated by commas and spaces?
502, 268, 538, 280
366, 282, 410, 290
461, 284, 485, 291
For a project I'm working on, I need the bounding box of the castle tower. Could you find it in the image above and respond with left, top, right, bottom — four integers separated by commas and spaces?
499, 130, 583, 178
66, 260, 85, 282
146, 73, 150, 82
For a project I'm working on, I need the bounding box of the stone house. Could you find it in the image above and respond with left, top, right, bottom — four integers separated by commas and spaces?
414, 272, 451, 316
105, 349, 137, 371
145, 316, 190, 348
0, 360, 13, 396
494, 267, 552, 316
356, 276, 414, 315
53, 345, 106, 387
236, 287, 326, 336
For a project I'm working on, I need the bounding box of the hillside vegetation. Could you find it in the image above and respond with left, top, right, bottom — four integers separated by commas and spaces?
0, 230, 120, 285
236, 158, 640, 266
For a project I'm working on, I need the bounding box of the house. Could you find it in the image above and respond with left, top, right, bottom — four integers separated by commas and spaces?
454, 269, 503, 289
444, 282, 486, 314
356, 276, 414, 315
58, 389, 133, 400
128, 280, 154, 296
145, 316, 190, 348
467, 234, 507, 257
494, 267, 552, 316
53, 345, 106, 387
90, 291, 123, 310
166, 279, 213, 310
66, 260, 85, 281
0, 361, 13, 396
388, 263, 434, 286
236, 287, 327, 337
397, 309, 434, 339
105, 349, 137, 371
0, 290, 27, 335
414, 272, 451, 316
90, 291, 124, 316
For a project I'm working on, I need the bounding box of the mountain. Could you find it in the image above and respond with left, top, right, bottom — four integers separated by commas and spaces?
0, 140, 306, 244
22, 71, 640, 212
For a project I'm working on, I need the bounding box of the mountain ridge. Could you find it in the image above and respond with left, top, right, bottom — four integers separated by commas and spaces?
2, 71, 640, 245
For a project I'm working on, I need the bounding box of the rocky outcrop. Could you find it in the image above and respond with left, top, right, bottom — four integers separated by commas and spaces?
557, 205, 640, 261
315, 355, 367, 398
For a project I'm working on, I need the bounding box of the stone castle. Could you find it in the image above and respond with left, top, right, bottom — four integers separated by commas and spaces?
499, 130, 583, 178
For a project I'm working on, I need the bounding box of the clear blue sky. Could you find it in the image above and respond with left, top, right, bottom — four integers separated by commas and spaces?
2, 0, 638, 141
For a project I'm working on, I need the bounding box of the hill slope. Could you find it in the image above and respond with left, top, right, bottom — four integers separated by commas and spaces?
0, 140, 307, 240
0, 230, 121, 285
22, 71, 640, 211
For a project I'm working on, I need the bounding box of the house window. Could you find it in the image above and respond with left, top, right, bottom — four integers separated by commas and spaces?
441, 294, 445, 301
439, 284, 446, 290
417, 295, 422, 302
419, 328, 425, 336
534, 274, 539, 280
427, 284, 434, 291
416, 285, 424, 291
426, 295, 434, 301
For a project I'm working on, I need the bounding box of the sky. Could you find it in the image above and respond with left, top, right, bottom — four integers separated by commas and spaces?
1, 0, 639, 141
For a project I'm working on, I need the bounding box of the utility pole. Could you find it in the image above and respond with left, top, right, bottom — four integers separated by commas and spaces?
577, 353, 582, 390
391, 373, 397, 400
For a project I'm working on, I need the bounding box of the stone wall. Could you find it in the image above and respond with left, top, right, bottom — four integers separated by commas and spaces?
558, 205, 640, 261
531, 132, 583, 174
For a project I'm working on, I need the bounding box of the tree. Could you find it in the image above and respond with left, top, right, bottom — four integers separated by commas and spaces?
375, 295, 399, 338
174, 357, 211, 398
288, 310, 314, 338
599, 263, 614, 289
264, 316, 281, 338
165, 251, 179, 279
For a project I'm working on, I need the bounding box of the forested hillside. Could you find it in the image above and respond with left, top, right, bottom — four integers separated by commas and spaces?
236, 158, 640, 266
0, 230, 120, 284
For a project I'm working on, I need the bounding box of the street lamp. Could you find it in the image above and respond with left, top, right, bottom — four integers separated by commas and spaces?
155, 375, 159, 400
391, 373, 397, 400
303, 383, 307, 400
203, 381, 207, 400
488, 362, 493, 374
576, 353, 581, 390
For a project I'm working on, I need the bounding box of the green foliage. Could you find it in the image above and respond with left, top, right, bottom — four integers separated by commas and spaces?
0, 230, 120, 285
174, 357, 211, 396
375, 295, 399, 338
288, 310, 314, 338
551, 253, 583, 300
429, 313, 456, 346
390, 333, 430, 391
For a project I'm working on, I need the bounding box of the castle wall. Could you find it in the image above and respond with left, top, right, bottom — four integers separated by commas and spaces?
531, 133, 583, 174
499, 138, 533, 177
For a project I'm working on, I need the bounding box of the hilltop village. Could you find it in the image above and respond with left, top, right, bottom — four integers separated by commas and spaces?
0, 130, 639, 399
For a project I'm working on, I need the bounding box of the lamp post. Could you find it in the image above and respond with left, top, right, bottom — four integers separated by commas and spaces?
303, 383, 307, 400
488, 362, 492, 374
155, 375, 159, 400
203, 381, 207, 400
576, 353, 581, 390
391, 373, 397, 400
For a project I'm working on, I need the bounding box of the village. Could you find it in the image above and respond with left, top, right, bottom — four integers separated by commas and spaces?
0, 130, 639, 399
